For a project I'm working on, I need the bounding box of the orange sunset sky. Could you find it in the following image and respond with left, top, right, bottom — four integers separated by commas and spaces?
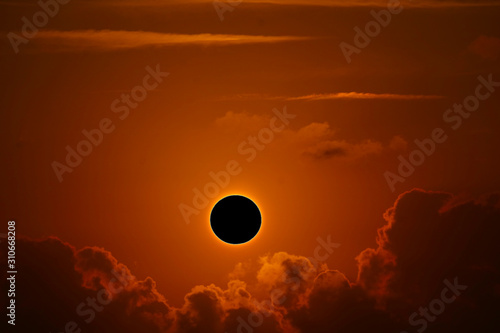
1, 0, 500, 332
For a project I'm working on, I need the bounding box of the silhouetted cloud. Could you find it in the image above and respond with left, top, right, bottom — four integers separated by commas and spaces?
2, 189, 499, 332
356, 189, 500, 324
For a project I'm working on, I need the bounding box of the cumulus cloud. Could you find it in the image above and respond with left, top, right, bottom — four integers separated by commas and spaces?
389, 135, 408, 151
294, 122, 383, 160
296, 122, 333, 142
302, 139, 383, 160
2, 189, 500, 332
214, 113, 383, 161
215, 111, 272, 134
288, 270, 397, 333
356, 189, 500, 322
0, 237, 174, 333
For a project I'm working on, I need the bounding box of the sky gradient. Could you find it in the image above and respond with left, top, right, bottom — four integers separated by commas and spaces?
1, 0, 500, 332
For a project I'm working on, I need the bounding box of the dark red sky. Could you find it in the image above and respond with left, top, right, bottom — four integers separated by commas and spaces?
1, 1, 500, 332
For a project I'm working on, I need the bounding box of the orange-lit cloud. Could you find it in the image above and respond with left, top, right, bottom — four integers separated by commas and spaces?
286, 92, 445, 101
206, 0, 500, 7
220, 92, 445, 102
302, 139, 383, 159
28, 30, 315, 52
23, 0, 500, 8
214, 113, 384, 160
389, 135, 408, 151
468, 35, 500, 61
293, 122, 383, 160
215, 111, 272, 134
7, 189, 499, 332
356, 189, 500, 320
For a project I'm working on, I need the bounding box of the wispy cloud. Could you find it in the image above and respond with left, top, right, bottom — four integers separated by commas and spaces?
286, 92, 445, 101
28, 30, 314, 52
4, 0, 498, 8
220, 92, 445, 102
214, 0, 500, 7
